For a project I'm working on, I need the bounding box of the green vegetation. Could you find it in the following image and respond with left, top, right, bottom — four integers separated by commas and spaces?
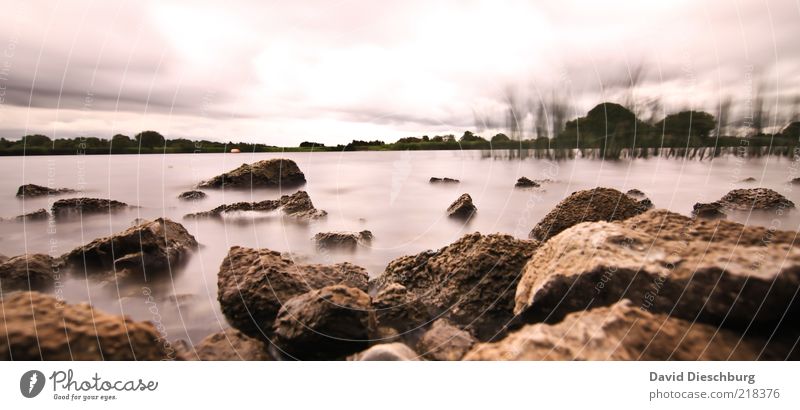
2, 103, 798, 156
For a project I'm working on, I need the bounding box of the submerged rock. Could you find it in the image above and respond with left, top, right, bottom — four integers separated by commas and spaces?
740, 177, 757, 183
314, 230, 373, 250
515, 209, 800, 331
372, 232, 538, 340
0, 254, 59, 293
217, 246, 369, 339
184, 191, 326, 220
430, 177, 459, 183
692, 202, 726, 219
715, 188, 795, 211
447, 193, 476, 219
514, 177, 540, 188
62, 218, 198, 277
465, 300, 780, 360
352, 343, 419, 361
16, 184, 76, 198
416, 319, 476, 361
198, 158, 306, 189
273, 285, 373, 360
529, 187, 647, 242
14, 208, 49, 221
194, 328, 273, 360
0, 292, 170, 360
178, 190, 207, 201
51, 197, 128, 219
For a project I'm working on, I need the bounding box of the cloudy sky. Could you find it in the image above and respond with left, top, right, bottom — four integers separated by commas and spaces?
0, 0, 798, 145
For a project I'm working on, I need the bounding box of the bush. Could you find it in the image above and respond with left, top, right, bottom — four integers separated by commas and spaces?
655, 111, 716, 138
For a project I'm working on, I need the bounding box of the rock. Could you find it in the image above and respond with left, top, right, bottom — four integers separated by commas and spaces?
715, 188, 795, 211
791, 177, 800, 185
465, 300, 781, 360
636, 198, 653, 210
371, 283, 429, 334
15, 208, 49, 221
0, 254, 59, 293
430, 177, 459, 183
184, 190, 326, 220
625, 188, 646, 198
314, 230, 373, 250
740, 177, 757, 182
0, 292, 171, 360
16, 184, 76, 198
51, 197, 128, 219
692, 202, 726, 219
217, 246, 369, 339
178, 190, 207, 201
198, 158, 306, 189
352, 343, 419, 361
372, 232, 538, 340
62, 218, 198, 277
515, 209, 800, 331
528, 187, 648, 242
514, 177, 540, 188
273, 285, 373, 360
417, 319, 476, 361
194, 328, 273, 360
447, 193, 476, 218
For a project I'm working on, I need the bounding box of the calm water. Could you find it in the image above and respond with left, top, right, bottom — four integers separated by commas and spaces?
1, 149, 799, 344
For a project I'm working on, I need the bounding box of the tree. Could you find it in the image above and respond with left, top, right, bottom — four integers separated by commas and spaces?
491, 133, 510, 143
299, 141, 325, 148
655, 111, 716, 138
134, 130, 165, 148
782, 122, 800, 139
459, 131, 486, 143
111, 134, 133, 148
21, 134, 52, 146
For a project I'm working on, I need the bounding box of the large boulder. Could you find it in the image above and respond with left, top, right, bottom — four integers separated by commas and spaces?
0, 254, 60, 292
416, 319, 476, 361
62, 218, 198, 277
529, 187, 647, 242
465, 300, 786, 360
14, 208, 49, 221
515, 209, 800, 332
273, 285, 373, 360
217, 246, 369, 339
184, 190, 326, 220
51, 198, 128, 219
514, 177, 540, 188
193, 328, 272, 360
0, 292, 170, 360
352, 343, 419, 361
314, 230, 373, 250
447, 193, 476, 219
16, 184, 76, 198
715, 188, 795, 211
371, 233, 539, 340
198, 158, 306, 189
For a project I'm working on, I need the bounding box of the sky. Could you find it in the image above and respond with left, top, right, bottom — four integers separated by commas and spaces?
0, 0, 798, 145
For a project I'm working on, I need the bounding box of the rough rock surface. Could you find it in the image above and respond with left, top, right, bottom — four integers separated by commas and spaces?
716, 188, 795, 211
314, 230, 373, 249
692, 202, 726, 219
184, 191, 326, 220
198, 158, 306, 189
447, 193, 476, 218
14, 208, 49, 221
217, 246, 369, 339
625, 189, 646, 198
352, 343, 419, 361
0, 254, 59, 292
62, 218, 198, 277
0, 292, 170, 360
529, 187, 648, 242
416, 319, 476, 361
372, 232, 539, 340
465, 300, 781, 360
51, 198, 128, 219
515, 209, 800, 331
194, 328, 272, 360
16, 184, 76, 198
178, 190, 207, 201
273, 285, 373, 360
430, 177, 459, 183
371, 283, 429, 335
515, 177, 540, 188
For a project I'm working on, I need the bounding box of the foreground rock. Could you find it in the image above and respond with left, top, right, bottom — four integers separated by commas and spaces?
466, 300, 784, 360
178, 190, 207, 201
0, 254, 59, 292
352, 343, 419, 361
194, 328, 272, 360
185, 190, 326, 220
430, 177, 459, 183
198, 158, 306, 189
514, 177, 540, 188
529, 187, 647, 242
515, 209, 800, 331
416, 319, 476, 361
314, 230, 373, 250
715, 188, 795, 211
16, 184, 76, 198
372, 232, 538, 340
692, 202, 726, 219
14, 208, 49, 221
447, 193, 476, 219
62, 218, 198, 277
273, 285, 373, 360
0, 292, 170, 360
217, 246, 369, 339
51, 197, 128, 219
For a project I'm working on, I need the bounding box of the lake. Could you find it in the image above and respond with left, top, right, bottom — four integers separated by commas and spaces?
2, 148, 799, 344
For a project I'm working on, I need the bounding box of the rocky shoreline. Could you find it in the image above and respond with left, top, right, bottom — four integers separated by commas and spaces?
2, 159, 799, 360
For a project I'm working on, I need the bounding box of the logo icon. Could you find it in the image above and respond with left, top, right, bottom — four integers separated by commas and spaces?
20, 370, 45, 398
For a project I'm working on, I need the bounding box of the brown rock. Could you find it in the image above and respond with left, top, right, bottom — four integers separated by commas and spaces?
178, 190, 207, 201
514, 177, 540, 188
314, 230, 373, 250
430, 177, 459, 183
198, 158, 306, 189
716, 188, 795, 211
51, 197, 128, 219
0, 254, 60, 292
14, 208, 49, 221
417, 319, 476, 361
194, 328, 273, 360
692, 202, 726, 219
184, 190, 326, 220
16, 184, 76, 198
447, 193, 476, 218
